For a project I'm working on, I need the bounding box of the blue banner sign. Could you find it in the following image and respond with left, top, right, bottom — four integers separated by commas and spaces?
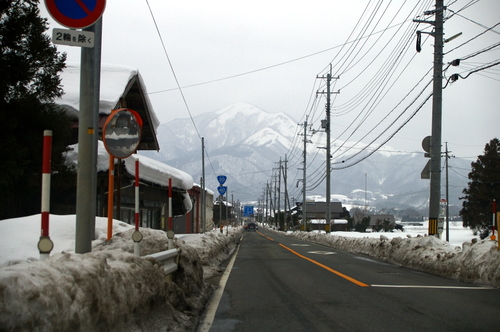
217, 175, 227, 185
217, 186, 227, 196
243, 206, 254, 217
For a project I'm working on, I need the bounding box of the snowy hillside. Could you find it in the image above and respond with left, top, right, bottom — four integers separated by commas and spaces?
141, 103, 472, 208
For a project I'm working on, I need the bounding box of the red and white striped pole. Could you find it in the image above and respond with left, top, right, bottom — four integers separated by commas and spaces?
168, 178, 173, 231
492, 199, 496, 241
167, 178, 174, 249
132, 158, 143, 255
135, 159, 140, 231
38, 130, 54, 259
107, 155, 114, 242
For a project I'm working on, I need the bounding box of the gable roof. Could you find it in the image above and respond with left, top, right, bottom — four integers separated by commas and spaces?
57, 63, 160, 151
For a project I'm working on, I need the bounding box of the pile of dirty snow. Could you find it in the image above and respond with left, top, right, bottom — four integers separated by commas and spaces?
0, 214, 242, 331
282, 230, 500, 287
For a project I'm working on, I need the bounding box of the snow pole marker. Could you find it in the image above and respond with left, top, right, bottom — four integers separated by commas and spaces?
168, 178, 174, 249
38, 130, 54, 260
107, 155, 114, 242
132, 158, 143, 256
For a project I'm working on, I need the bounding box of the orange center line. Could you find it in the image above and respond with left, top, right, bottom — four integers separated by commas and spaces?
257, 231, 273, 241
278, 243, 369, 287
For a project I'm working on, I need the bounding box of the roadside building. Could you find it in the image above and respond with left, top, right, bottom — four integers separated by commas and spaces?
52, 64, 210, 233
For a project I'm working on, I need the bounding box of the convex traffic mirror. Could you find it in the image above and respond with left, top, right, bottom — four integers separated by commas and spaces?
102, 108, 142, 158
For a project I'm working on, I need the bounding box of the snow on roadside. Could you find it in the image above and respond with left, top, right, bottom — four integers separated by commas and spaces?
281, 229, 500, 287
0, 214, 242, 331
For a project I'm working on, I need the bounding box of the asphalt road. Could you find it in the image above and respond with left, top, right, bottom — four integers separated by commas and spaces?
199, 228, 500, 332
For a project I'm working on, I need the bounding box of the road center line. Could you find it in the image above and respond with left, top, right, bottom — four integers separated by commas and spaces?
278, 243, 369, 287
257, 231, 274, 241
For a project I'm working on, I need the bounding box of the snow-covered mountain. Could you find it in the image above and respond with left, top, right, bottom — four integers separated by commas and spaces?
141, 103, 471, 210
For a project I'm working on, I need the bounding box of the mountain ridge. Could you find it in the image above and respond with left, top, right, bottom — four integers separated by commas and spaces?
141, 103, 470, 211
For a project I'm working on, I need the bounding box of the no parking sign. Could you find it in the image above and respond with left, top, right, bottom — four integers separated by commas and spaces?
45, 0, 106, 29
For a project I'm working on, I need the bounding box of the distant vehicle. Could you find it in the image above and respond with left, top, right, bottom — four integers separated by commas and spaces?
246, 222, 257, 231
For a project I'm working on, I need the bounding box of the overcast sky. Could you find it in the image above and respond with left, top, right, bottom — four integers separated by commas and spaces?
40, 0, 499, 160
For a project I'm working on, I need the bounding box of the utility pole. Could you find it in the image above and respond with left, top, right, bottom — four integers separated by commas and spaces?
317, 64, 339, 233
300, 117, 309, 231
266, 181, 270, 225
444, 142, 453, 242
277, 159, 282, 230
283, 155, 289, 231
414, 0, 445, 236
273, 171, 277, 228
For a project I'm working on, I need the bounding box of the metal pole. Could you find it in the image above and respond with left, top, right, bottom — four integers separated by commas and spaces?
284, 154, 288, 230
134, 159, 141, 256
75, 19, 102, 254
201, 137, 206, 233
41, 130, 52, 239
445, 142, 450, 242
39, 130, 54, 260
219, 194, 222, 232
277, 158, 281, 230
303, 118, 307, 231
428, 0, 444, 236
325, 65, 332, 233
106, 155, 114, 241
225, 187, 228, 234
168, 178, 173, 231
266, 182, 270, 226
134, 159, 140, 232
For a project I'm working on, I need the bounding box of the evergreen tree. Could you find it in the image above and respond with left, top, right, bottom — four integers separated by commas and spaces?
460, 138, 500, 238
0, 0, 69, 219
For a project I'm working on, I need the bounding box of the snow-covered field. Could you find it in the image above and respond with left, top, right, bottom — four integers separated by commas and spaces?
0, 215, 499, 331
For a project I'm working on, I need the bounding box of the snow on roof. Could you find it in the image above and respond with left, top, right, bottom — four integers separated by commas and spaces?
124, 154, 193, 190
192, 183, 215, 196
65, 141, 193, 190
309, 219, 348, 224
57, 63, 160, 130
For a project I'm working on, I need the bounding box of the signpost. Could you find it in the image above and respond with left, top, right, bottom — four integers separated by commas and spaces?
45, 0, 106, 254
217, 176, 227, 233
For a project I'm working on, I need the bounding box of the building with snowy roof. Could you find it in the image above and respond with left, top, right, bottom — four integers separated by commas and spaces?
53, 64, 210, 233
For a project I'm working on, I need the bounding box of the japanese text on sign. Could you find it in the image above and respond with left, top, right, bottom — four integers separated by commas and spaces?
52, 28, 94, 48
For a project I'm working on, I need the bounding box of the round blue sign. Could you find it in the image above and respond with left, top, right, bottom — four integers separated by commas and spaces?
45, 0, 106, 29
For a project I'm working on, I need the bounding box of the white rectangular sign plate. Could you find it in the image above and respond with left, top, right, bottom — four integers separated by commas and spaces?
52, 28, 95, 48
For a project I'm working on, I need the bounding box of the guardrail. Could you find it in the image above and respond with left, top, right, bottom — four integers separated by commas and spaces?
146, 248, 180, 275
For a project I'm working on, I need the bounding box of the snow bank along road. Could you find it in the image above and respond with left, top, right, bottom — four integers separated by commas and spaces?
1, 219, 499, 331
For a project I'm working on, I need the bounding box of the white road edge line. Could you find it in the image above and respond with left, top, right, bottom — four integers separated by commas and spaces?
197, 243, 241, 332
371, 284, 493, 290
